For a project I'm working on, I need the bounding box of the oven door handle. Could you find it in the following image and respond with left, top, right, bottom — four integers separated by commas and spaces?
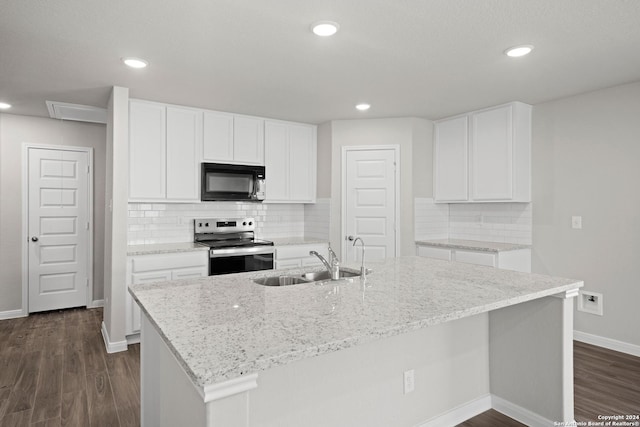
210, 246, 275, 258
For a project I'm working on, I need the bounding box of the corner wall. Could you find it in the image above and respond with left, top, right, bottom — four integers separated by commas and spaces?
532, 81, 640, 348
323, 117, 432, 259
0, 113, 106, 312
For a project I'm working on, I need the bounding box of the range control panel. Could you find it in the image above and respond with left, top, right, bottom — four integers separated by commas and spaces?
194, 218, 255, 234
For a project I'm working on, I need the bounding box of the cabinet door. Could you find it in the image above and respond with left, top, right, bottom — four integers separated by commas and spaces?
288, 124, 315, 202
125, 292, 142, 335
434, 116, 468, 202
454, 250, 496, 267
264, 121, 289, 201
416, 246, 452, 261
166, 107, 200, 201
234, 117, 264, 165
470, 105, 513, 200
129, 101, 166, 200
203, 111, 234, 162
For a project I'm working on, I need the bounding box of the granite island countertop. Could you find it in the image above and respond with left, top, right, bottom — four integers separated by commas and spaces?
415, 238, 530, 252
129, 256, 582, 390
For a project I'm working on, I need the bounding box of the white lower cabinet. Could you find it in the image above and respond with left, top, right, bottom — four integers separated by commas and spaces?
417, 245, 531, 273
126, 251, 208, 336
274, 243, 329, 270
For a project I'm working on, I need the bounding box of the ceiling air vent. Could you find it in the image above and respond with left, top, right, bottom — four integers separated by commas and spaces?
46, 100, 107, 124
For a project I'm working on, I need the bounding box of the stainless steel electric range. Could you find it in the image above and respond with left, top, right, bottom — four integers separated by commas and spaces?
194, 218, 274, 276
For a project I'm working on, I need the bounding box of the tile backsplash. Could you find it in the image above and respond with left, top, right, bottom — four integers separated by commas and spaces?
304, 198, 330, 240
414, 198, 532, 245
128, 202, 306, 245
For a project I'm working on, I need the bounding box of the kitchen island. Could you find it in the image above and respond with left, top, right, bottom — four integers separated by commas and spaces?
129, 256, 582, 427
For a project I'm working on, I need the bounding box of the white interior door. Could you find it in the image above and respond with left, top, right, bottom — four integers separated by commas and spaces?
28, 148, 90, 312
343, 148, 397, 263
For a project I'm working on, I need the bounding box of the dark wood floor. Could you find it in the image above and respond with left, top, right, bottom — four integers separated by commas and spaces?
0, 308, 139, 427
1, 309, 639, 426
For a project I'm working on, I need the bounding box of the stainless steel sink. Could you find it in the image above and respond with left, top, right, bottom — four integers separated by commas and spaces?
300, 270, 360, 282
253, 276, 310, 286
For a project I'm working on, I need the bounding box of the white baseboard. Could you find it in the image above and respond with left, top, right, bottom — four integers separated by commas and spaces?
88, 299, 105, 309
574, 330, 640, 357
101, 321, 128, 353
417, 395, 492, 427
126, 333, 140, 345
492, 395, 555, 427
0, 309, 27, 320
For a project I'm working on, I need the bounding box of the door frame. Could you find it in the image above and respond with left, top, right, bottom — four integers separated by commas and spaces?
21, 144, 95, 316
340, 145, 401, 261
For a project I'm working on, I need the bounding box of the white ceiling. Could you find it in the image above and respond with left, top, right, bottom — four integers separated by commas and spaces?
1, 0, 639, 124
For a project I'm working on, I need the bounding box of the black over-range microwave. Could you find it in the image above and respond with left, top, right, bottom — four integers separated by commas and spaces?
201, 163, 266, 202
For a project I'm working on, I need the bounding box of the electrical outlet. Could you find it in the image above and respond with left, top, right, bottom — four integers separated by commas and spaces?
577, 290, 603, 316
571, 216, 582, 229
403, 369, 415, 394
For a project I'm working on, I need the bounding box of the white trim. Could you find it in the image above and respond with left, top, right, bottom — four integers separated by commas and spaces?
341, 145, 401, 260
101, 320, 128, 353
126, 333, 141, 345
88, 299, 104, 308
22, 144, 95, 315
551, 287, 581, 299
199, 373, 259, 403
574, 330, 640, 358
417, 394, 492, 427
491, 395, 556, 427
0, 309, 27, 320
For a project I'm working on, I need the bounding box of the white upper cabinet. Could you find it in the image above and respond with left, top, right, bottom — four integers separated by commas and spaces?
129, 100, 200, 202
129, 101, 166, 200
202, 113, 264, 165
434, 116, 468, 202
166, 107, 201, 201
264, 120, 316, 203
233, 117, 264, 165
202, 111, 233, 162
434, 102, 531, 203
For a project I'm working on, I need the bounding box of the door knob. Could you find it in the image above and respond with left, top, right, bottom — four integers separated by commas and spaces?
347, 235, 355, 241
31, 236, 39, 242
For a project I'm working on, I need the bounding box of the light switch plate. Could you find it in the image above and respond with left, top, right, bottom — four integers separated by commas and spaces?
571, 216, 582, 229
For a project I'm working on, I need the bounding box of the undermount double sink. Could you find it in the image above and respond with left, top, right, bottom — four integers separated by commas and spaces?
253, 269, 361, 287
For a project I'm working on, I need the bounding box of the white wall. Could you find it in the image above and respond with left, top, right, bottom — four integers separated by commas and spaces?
0, 113, 106, 312
324, 117, 433, 259
532, 81, 640, 348
103, 86, 129, 349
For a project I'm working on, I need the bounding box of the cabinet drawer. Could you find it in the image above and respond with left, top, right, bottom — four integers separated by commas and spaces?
275, 259, 302, 269
275, 243, 328, 260
172, 267, 208, 280
416, 246, 452, 261
131, 252, 208, 273
454, 250, 496, 267
132, 270, 172, 284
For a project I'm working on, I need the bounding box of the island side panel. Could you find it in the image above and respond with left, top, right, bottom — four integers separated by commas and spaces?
141, 314, 206, 427
489, 294, 575, 424
246, 313, 491, 427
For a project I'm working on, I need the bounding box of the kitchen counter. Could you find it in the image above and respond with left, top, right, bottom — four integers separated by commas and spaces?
127, 242, 209, 256
415, 238, 530, 252
131, 256, 582, 426
129, 256, 580, 388
267, 237, 329, 246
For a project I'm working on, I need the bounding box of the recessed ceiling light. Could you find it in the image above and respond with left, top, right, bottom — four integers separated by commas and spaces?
504, 45, 534, 58
122, 57, 149, 69
356, 103, 371, 111
311, 21, 339, 37
0, 102, 11, 109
